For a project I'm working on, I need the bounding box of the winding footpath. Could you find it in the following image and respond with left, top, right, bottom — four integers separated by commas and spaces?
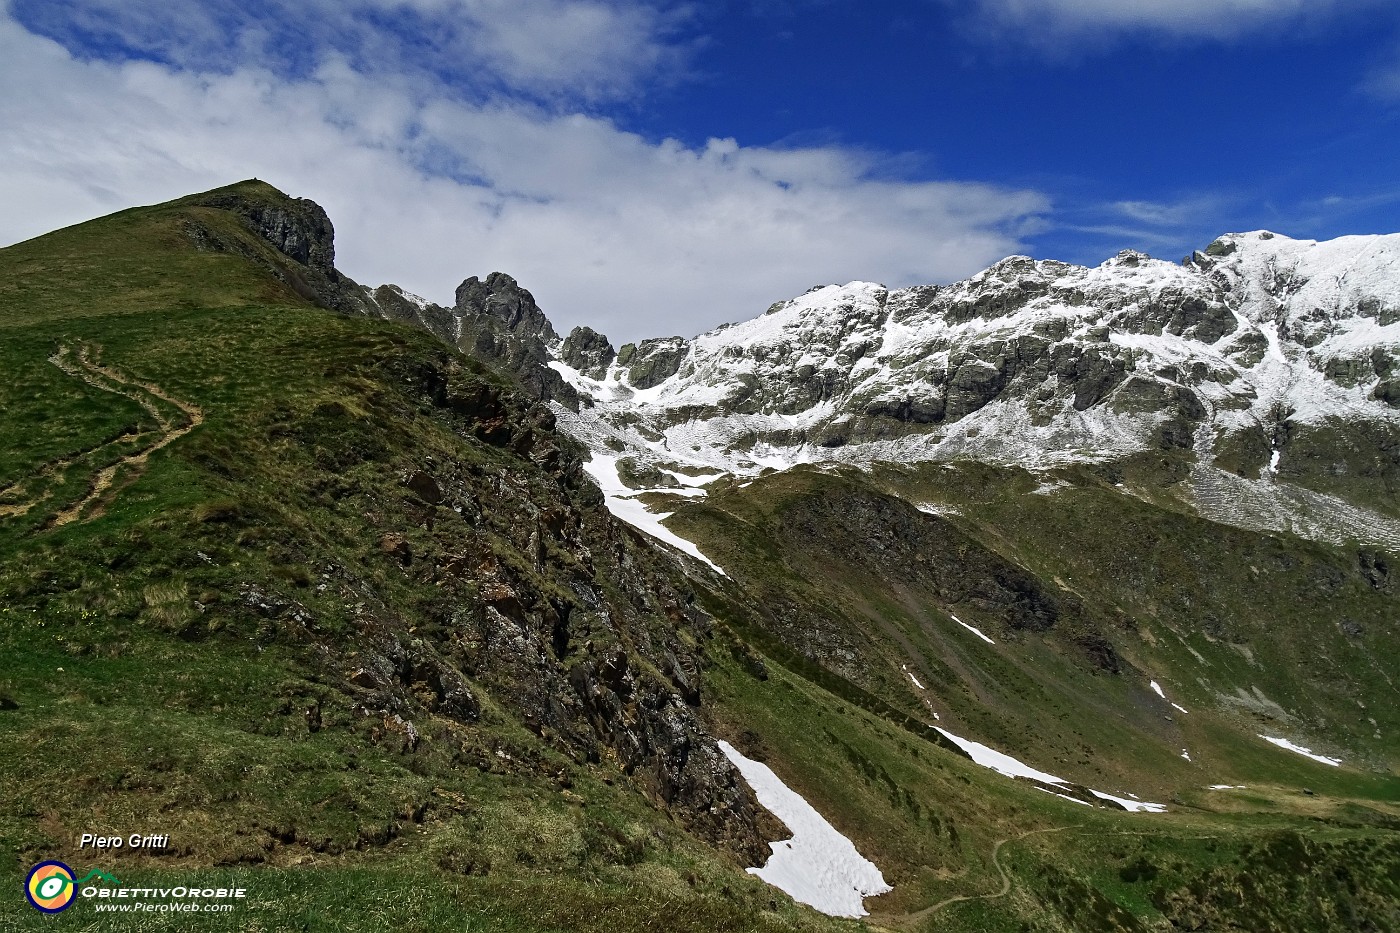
0, 343, 202, 526
869, 825, 1072, 931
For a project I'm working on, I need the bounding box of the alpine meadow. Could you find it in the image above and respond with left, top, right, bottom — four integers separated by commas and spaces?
4, 1, 1400, 930
1, 179, 1397, 931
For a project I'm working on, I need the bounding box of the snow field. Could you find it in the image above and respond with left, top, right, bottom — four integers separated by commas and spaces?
716, 741, 891, 918
580, 454, 727, 576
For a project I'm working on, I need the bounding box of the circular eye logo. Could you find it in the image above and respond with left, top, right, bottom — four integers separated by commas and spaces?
25, 861, 77, 913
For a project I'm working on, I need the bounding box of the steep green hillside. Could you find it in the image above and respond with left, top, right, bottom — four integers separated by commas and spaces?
0, 183, 841, 931
2, 183, 1398, 933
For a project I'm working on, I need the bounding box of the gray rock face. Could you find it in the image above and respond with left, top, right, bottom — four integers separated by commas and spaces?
189, 185, 373, 314
559, 326, 616, 379
620, 337, 688, 389
450, 272, 578, 409
195, 190, 337, 274
532, 231, 1399, 545
327, 355, 778, 862
455, 272, 560, 342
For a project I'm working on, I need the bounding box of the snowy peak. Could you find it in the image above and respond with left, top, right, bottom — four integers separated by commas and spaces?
542, 230, 1400, 551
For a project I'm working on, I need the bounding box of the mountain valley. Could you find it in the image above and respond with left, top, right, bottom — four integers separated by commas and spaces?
1, 181, 1397, 932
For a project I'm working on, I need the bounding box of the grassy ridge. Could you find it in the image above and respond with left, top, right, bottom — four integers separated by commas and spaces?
0, 190, 850, 931
3, 182, 1398, 932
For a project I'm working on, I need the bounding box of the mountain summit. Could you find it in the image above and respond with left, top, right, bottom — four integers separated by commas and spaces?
4, 182, 1397, 933
448, 232, 1400, 550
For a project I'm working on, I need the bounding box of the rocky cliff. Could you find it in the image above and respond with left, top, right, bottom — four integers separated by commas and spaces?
530, 233, 1400, 550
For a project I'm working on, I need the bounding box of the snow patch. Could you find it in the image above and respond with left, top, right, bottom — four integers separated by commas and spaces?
935, 728, 1064, 785
950, 614, 995, 644
716, 741, 891, 918
1150, 680, 1189, 713
1258, 735, 1342, 767
935, 728, 1165, 812
581, 454, 726, 576
1088, 790, 1168, 813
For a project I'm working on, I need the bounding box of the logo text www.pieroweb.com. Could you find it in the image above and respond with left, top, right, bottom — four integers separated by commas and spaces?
24, 861, 248, 914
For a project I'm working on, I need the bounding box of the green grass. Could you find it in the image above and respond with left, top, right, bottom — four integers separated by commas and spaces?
3, 181, 1399, 932
0, 185, 865, 932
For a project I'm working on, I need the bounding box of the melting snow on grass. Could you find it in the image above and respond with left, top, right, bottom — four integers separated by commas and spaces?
581, 454, 726, 576
934, 728, 1167, 813
1150, 679, 1189, 713
949, 613, 995, 644
901, 664, 925, 689
1258, 735, 1342, 767
716, 741, 891, 918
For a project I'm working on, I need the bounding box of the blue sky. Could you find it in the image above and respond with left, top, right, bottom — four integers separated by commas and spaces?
2, 0, 1399, 340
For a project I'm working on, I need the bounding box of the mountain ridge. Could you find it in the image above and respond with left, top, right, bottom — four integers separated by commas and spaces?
396, 230, 1399, 552
5, 180, 1398, 932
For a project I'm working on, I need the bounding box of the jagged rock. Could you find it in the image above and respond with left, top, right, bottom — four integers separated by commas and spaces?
188, 184, 373, 314
865, 395, 945, 424
1374, 378, 1400, 408
616, 457, 679, 489
559, 326, 616, 379
455, 272, 559, 342
625, 337, 688, 389
492, 228, 1400, 550
370, 284, 457, 345
945, 359, 1004, 422
194, 189, 336, 274
448, 272, 578, 409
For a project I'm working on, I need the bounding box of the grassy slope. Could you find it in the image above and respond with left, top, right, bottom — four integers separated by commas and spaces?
3, 183, 1397, 933
0, 185, 852, 932
667, 460, 1400, 930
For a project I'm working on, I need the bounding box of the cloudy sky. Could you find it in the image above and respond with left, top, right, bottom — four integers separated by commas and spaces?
2, 0, 1399, 341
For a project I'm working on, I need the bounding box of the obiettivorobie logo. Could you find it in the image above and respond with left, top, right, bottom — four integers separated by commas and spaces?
24, 861, 247, 915
25, 862, 121, 913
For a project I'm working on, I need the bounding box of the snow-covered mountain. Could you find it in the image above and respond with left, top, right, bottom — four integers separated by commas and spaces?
376, 231, 1400, 550
537, 231, 1400, 549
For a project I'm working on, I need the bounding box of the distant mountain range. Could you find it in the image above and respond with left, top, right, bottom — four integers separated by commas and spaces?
4, 180, 1397, 932
364, 228, 1400, 551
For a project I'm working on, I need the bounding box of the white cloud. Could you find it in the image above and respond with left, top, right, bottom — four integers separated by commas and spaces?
1363, 48, 1400, 100
967, 0, 1373, 41
8, 0, 685, 102
0, 13, 1046, 342
1111, 195, 1227, 227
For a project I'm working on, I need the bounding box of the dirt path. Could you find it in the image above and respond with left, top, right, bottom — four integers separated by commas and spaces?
868, 825, 1072, 931
0, 343, 203, 526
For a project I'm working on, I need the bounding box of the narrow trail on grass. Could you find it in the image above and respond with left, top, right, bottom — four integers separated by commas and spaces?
1, 342, 205, 526
868, 825, 1072, 931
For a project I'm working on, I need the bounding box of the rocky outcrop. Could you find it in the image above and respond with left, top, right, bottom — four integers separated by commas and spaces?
456, 272, 559, 342
275, 350, 776, 862
452, 273, 579, 409
369, 285, 458, 346
559, 326, 615, 379
188, 182, 374, 315
618, 337, 688, 389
